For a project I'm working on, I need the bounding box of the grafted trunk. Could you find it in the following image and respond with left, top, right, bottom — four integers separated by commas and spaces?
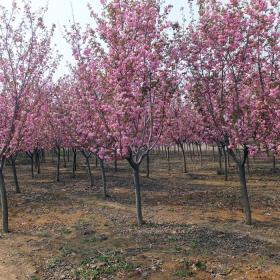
11, 157, 20, 193
72, 149, 77, 178
35, 149, 40, 174
228, 147, 252, 225
212, 146, 216, 162
114, 150, 118, 172
132, 164, 143, 226
167, 147, 171, 172
178, 142, 187, 173
26, 152, 34, 178
199, 144, 202, 167
63, 148, 66, 168
217, 145, 223, 174
273, 155, 276, 170
0, 157, 8, 233
127, 156, 144, 226
100, 159, 108, 198
56, 146, 60, 182
221, 145, 228, 181
146, 152, 150, 178
82, 151, 93, 188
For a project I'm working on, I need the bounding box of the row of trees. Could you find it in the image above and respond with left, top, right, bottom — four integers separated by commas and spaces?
0, 0, 279, 232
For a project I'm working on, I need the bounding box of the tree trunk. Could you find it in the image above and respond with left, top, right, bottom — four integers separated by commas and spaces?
238, 163, 252, 225
63, 148, 66, 168
72, 149, 76, 178
212, 145, 216, 162
100, 159, 108, 198
273, 155, 276, 170
0, 158, 8, 233
199, 144, 203, 167
132, 164, 143, 226
146, 152, 150, 178
167, 147, 171, 172
35, 150, 41, 174
217, 145, 223, 174
221, 145, 228, 181
82, 152, 93, 188
228, 148, 252, 225
29, 152, 34, 178
11, 157, 20, 193
179, 142, 187, 173
56, 146, 60, 182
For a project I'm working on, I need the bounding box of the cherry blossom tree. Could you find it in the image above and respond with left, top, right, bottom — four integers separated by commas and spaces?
0, 1, 56, 232
184, 0, 280, 224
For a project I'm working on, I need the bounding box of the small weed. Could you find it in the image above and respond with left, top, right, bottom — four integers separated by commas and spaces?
175, 269, 193, 278
37, 230, 50, 238
194, 260, 206, 271
167, 235, 178, 242
82, 234, 108, 244
71, 250, 135, 280
256, 256, 267, 267
48, 256, 61, 269
30, 276, 41, 280
59, 226, 72, 236
175, 245, 183, 252
59, 244, 75, 257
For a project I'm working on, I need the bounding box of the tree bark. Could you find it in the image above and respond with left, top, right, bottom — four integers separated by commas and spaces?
146, 152, 150, 178
273, 155, 276, 170
63, 148, 66, 168
221, 145, 228, 181
228, 147, 252, 225
167, 147, 171, 172
0, 157, 8, 233
72, 149, 76, 178
132, 164, 143, 226
100, 159, 108, 198
178, 142, 187, 173
11, 157, 20, 193
82, 151, 93, 188
56, 146, 60, 182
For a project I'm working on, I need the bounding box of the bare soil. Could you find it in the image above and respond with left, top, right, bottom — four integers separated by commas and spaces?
0, 151, 280, 279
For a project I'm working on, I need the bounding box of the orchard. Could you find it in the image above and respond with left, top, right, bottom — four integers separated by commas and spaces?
0, 0, 279, 279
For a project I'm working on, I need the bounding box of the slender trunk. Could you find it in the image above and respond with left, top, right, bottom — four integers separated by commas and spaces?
11, 157, 20, 193
67, 149, 70, 162
63, 148, 66, 168
0, 158, 8, 233
199, 144, 202, 167
36, 150, 41, 174
228, 148, 252, 225
167, 147, 171, 172
238, 163, 252, 225
82, 152, 93, 188
221, 145, 228, 181
247, 155, 250, 176
146, 152, 150, 178
30, 153, 34, 178
95, 156, 98, 167
132, 164, 143, 226
217, 146, 223, 174
212, 146, 216, 162
273, 155, 276, 170
188, 144, 193, 161
56, 146, 60, 182
41, 149, 45, 163
179, 142, 187, 173
100, 159, 108, 198
72, 149, 76, 178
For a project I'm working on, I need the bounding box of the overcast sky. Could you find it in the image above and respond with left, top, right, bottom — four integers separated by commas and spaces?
0, 0, 193, 76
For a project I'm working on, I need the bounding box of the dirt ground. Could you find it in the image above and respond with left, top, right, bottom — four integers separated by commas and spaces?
0, 150, 280, 280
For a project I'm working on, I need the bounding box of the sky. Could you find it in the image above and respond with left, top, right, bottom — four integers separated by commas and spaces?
0, 0, 193, 76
